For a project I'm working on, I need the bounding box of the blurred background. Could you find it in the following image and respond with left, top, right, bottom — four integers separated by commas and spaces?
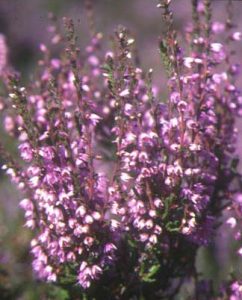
0, 0, 241, 299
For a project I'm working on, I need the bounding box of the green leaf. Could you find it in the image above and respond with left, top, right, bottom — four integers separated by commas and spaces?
127, 237, 137, 249
147, 265, 160, 277
48, 286, 70, 300
162, 194, 176, 220
165, 220, 180, 232
159, 40, 173, 76
141, 264, 160, 282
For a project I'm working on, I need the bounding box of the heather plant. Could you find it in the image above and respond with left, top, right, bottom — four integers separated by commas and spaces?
0, 0, 242, 299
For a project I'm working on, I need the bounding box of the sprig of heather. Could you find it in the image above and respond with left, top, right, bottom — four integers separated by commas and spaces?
111, 0, 242, 252
108, 0, 242, 293
0, 0, 241, 296
0, 23, 122, 289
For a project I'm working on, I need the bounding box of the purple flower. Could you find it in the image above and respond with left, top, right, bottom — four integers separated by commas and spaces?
0, 0, 241, 293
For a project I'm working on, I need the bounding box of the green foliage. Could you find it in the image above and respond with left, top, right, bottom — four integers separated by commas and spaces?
140, 264, 160, 283
47, 286, 70, 300
159, 39, 173, 76
162, 193, 176, 220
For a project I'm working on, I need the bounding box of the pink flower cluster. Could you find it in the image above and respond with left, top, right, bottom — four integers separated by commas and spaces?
0, 0, 241, 291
